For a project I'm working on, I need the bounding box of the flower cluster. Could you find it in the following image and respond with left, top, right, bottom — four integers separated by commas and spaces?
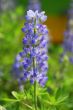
63, 0, 73, 63
14, 10, 49, 87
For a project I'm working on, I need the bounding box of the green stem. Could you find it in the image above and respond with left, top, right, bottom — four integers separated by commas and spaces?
33, 20, 37, 110
34, 81, 37, 110
32, 48, 37, 110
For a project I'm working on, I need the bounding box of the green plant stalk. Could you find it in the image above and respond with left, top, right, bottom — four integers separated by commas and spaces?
34, 81, 37, 110
33, 56, 37, 110
33, 49, 37, 110
33, 21, 37, 110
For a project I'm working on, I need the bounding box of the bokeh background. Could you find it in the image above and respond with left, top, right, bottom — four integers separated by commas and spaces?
0, 0, 73, 110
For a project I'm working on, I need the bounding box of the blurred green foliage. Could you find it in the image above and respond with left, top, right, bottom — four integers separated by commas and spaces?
17, 0, 70, 15
41, 0, 70, 15
0, 6, 24, 78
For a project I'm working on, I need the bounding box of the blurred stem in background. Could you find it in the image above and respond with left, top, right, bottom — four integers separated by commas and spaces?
0, 0, 16, 12
28, 0, 41, 11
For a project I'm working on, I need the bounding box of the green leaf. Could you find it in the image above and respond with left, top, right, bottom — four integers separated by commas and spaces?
0, 98, 19, 102
12, 91, 26, 100
12, 91, 19, 99
56, 95, 68, 105
55, 88, 68, 105
22, 102, 33, 110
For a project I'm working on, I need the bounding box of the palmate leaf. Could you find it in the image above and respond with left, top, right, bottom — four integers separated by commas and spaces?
12, 91, 19, 99
11, 90, 33, 109
56, 95, 68, 105
12, 91, 26, 100
0, 90, 32, 109
55, 88, 68, 105
43, 95, 57, 106
12, 91, 33, 110
41, 88, 68, 107
0, 97, 33, 110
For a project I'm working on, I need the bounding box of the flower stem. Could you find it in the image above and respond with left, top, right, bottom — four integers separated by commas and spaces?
34, 81, 37, 110
32, 51, 37, 110
33, 20, 37, 110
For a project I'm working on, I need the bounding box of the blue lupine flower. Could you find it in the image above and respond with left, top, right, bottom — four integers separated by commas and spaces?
62, 0, 73, 63
14, 10, 49, 87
